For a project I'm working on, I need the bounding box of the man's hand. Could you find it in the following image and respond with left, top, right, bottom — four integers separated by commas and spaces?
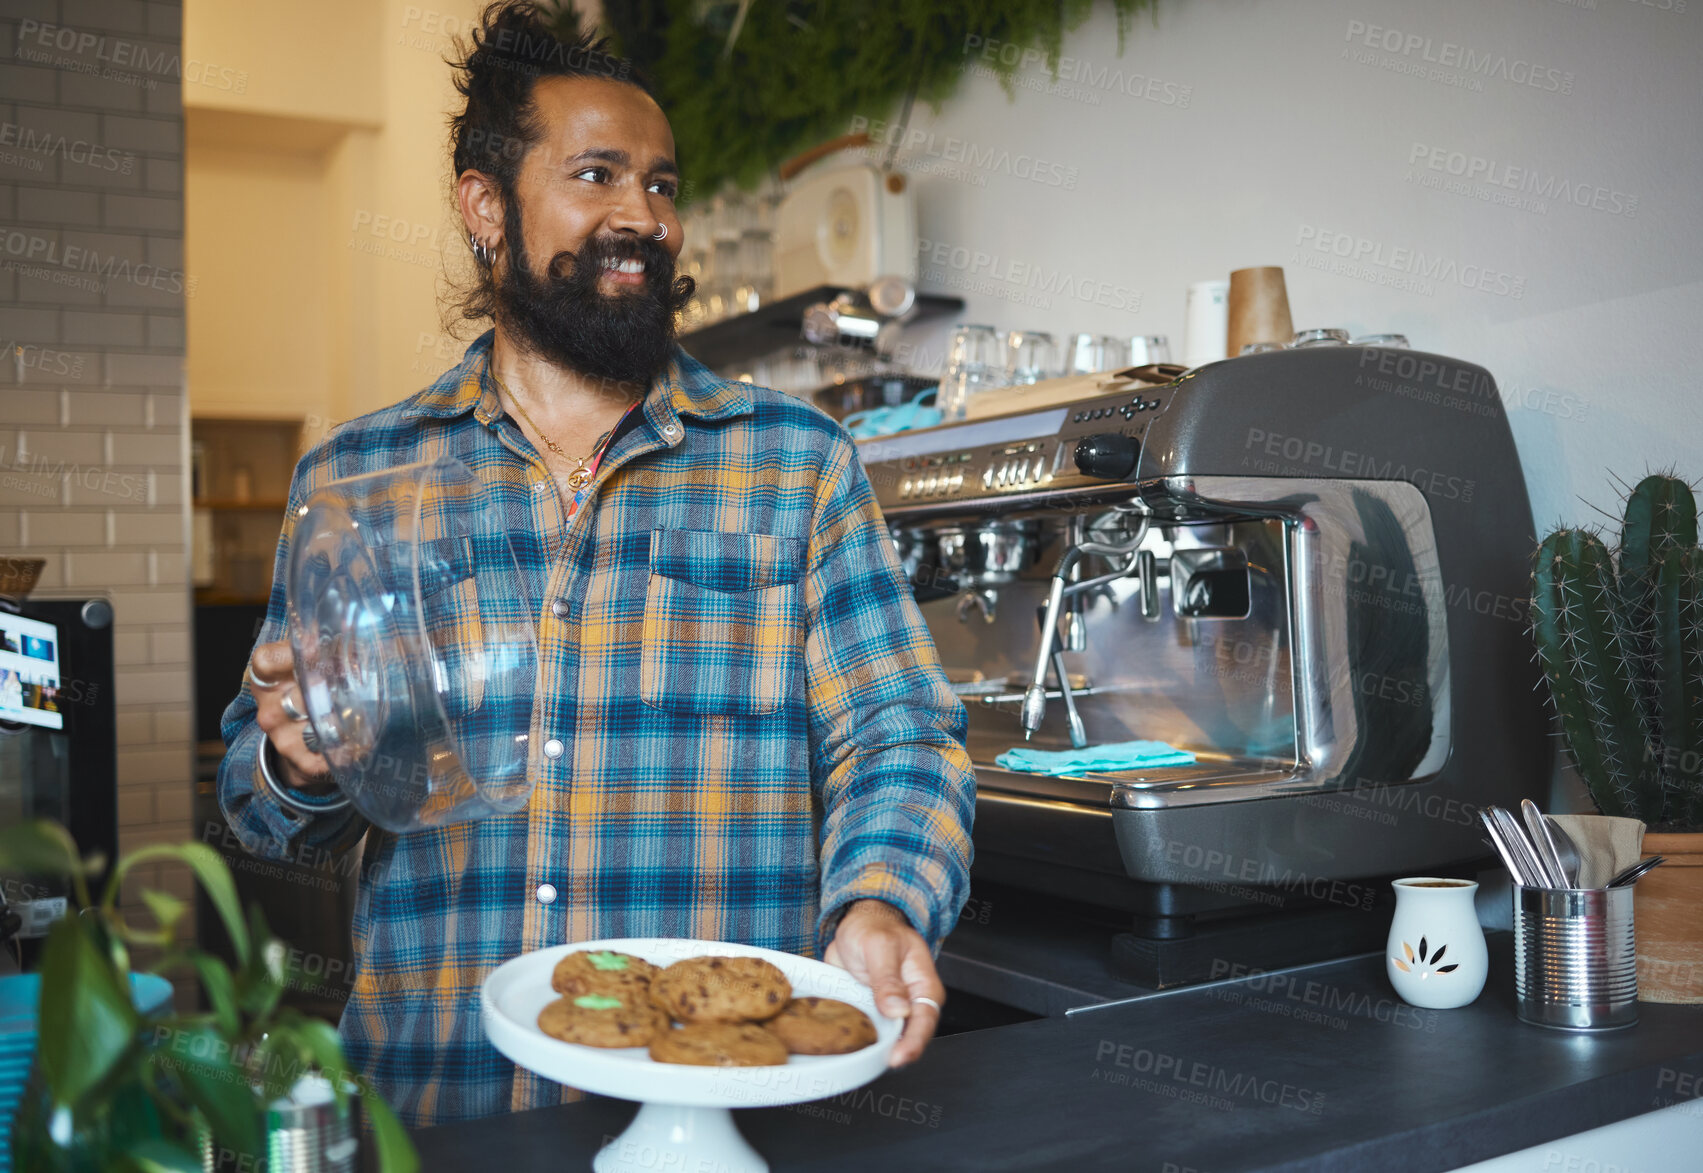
823, 898, 945, 1068
249, 640, 336, 792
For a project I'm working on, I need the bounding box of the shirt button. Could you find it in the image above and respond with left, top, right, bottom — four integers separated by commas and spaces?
543, 738, 564, 759
550, 599, 569, 619
536, 883, 557, 905
663, 424, 678, 436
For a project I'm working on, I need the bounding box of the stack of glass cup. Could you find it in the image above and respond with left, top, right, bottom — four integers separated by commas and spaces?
937, 327, 1171, 422
679, 182, 780, 330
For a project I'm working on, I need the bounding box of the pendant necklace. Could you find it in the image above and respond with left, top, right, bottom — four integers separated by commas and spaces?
494, 370, 623, 493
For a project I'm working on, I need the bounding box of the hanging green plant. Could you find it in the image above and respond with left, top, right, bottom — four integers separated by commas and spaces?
549, 0, 1157, 197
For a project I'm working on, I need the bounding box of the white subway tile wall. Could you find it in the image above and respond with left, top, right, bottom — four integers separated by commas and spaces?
2, 0, 192, 937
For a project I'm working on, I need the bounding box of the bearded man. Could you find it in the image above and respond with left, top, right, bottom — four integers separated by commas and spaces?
217, 1, 975, 1127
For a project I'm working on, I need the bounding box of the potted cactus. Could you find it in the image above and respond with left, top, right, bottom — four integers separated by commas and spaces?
1530, 473, 1703, 1003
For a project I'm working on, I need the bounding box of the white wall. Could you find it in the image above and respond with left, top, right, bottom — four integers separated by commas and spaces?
879, 0, 1703, 533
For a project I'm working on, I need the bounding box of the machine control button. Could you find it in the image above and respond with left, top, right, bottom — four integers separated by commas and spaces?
1033, 456, 1047, 480
982, 467, 994, 489
1074, 432, 1141, 481
950, 472, 963, 491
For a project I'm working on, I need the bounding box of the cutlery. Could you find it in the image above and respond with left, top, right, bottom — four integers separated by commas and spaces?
1492, 806, 1548, 888
1522, 799, 1572, 888
1606, 856, 1665, 888
1480, 808, 1538, 886
1542, 815, 1584, 888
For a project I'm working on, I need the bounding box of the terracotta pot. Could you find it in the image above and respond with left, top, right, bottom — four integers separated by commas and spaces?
1635, 831, 1703, 1003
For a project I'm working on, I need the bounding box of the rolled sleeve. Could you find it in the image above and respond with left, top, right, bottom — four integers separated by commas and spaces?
805, 439, 975, 955
215, 450, 368, 862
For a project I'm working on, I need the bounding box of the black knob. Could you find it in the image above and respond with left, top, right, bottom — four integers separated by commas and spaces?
1073, 432, 1140, 481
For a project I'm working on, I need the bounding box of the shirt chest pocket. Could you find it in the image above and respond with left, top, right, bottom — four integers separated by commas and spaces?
640, 528, 807, 716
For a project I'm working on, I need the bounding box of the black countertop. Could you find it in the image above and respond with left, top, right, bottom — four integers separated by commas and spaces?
408, 935, 1703, 1173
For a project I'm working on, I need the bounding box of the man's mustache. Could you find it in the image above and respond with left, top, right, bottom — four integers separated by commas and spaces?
543, 234, 671, 283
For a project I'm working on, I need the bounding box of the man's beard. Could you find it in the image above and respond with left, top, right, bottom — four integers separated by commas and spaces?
493, 200, 694, 390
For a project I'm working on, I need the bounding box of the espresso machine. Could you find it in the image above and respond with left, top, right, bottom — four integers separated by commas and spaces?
860, 345, 1550, 985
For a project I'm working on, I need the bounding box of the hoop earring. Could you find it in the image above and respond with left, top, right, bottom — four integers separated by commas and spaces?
651, 224, 668, 241
469, 232, 494, 268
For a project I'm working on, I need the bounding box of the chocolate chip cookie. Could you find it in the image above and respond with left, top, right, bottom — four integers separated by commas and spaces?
764, 997, 878, 1055
648, 1021, 789, 1067
551, 949, 658, 999
537, 993, 666, 1048
651, 955, 792, 1022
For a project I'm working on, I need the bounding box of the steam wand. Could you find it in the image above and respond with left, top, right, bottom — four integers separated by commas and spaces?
1020, 511, 1151, 741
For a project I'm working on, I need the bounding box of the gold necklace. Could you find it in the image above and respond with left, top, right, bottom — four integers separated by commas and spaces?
493, 371, 614, 493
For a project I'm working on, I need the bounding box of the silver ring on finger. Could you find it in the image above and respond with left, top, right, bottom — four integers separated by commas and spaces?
911, 996, 941, 1012
245, 659, 282, 691
280, 688, 309, 723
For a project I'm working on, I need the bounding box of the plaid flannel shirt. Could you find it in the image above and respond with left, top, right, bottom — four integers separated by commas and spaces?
216, 331, 975, 1127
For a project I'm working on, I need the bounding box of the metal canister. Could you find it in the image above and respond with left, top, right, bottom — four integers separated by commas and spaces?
1514, 884, 1638, 1030
265, 1074, 358, 1173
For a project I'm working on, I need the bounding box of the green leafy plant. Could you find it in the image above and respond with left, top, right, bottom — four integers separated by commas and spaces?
1530, 473, 1703, 830
0, 820, 418, 1173
555, 0, 1159, 197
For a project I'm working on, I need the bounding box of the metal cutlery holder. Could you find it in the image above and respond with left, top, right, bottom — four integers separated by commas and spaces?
265, 1089, 358, 1173
1514, 885, 1638, 1030
198, 1082, 359, 1173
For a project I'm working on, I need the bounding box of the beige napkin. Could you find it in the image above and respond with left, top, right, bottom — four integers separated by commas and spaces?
1548, 814, 1645, 887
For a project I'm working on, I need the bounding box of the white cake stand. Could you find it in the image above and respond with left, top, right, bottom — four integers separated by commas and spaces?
481, 937, 902, 1173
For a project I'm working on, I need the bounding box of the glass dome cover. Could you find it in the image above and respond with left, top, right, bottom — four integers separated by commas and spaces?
284, 455, 537, 832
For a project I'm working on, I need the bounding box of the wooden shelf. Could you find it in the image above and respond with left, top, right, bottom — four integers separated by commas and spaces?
194, 498, 290, 512
194, 590, 272, 607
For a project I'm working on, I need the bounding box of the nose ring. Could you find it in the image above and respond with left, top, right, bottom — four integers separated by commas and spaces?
651, 224, 668, 241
